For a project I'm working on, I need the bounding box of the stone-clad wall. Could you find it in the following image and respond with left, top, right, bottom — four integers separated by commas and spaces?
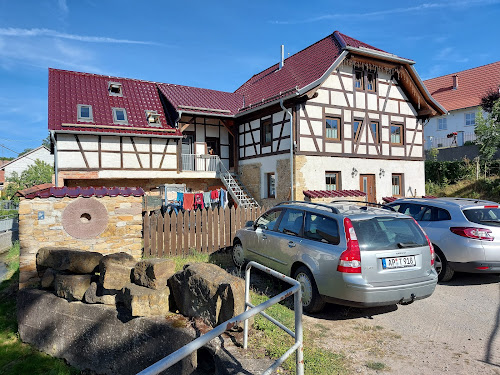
19, 195, 143, 289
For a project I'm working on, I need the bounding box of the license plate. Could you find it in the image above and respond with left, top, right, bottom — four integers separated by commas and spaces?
382, 256, 416, 269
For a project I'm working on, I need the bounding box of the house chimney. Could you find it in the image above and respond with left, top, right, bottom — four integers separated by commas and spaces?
452, 74, 458, 90
280, 45, 284, 70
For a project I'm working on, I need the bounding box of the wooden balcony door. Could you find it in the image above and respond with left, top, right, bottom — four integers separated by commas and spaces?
360, 174, 376, 203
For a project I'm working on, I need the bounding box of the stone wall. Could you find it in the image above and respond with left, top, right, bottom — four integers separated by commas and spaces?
19, 195, 143, 289
239, 163, 261, 203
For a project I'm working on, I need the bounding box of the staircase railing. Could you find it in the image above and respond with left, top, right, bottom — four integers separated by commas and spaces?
215, 156, 259, 208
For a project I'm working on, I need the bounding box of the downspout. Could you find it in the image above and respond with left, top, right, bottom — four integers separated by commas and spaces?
50, 130, 58, 187
280, 99, 293, 201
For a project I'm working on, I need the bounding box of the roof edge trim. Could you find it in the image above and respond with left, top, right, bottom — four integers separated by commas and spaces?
407, 65, 448, 115
297, 50, 350, 95
345, 46, 415, 65
53, 130, 183, 139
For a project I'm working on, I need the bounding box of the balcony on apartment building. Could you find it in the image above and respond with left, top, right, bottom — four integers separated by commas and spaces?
426, 131, 476, 150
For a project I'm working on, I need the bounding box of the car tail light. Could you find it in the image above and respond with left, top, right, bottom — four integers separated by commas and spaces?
450, 227, 494, 241
337, 218, 361, 273
411, 218, 434, 266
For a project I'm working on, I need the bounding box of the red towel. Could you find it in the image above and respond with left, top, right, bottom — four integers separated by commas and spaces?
194, 193, 204, 209
183, 193, 195, 210
210, 189, 219, 200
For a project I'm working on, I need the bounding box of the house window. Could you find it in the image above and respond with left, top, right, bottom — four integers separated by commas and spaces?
392, 173, 403, 196
438, 118, 447, 130
390, 124, 403, 145
353, 120, 362, 142
326, 172, 341, 191
77, 104, 93, 122
145, 110, 160, 126
112, 108, 128, 124
366, 71, 376, 92
325, 117, 340, 140
370, 121, 380, 143
354, 69, 363, 89
465, 112, 476, 126
108, 82, 123, 96
261, 118, 273, 146
266, 173, 276, 198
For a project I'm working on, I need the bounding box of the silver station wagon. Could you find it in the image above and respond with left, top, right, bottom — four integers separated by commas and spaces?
232, 201, 438, 312
387, 197, 500, 281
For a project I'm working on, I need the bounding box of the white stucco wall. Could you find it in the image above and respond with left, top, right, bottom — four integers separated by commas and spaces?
297, 155, 425, 202
3, 147, 53, 179
424, 106, 481, 149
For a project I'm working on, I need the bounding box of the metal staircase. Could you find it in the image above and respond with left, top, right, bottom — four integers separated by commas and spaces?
216, 157, 259, 208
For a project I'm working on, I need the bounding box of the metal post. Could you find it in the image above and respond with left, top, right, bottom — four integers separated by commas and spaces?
243, 264, 251, 349
294, 282, 304, 375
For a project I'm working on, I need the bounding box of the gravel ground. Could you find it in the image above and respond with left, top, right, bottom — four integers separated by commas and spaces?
304, 272, 500, 374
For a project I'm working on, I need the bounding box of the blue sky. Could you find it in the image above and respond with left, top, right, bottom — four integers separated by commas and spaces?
0, 0, 499, 155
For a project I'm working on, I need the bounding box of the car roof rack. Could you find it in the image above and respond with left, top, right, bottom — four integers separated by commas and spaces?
276, 200, 340, 214
330, 200, 396, 212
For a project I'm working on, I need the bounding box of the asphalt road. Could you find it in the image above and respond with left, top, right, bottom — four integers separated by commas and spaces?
304, 273, 500, 374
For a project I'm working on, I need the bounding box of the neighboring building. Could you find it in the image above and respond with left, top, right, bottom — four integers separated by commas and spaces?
0, 146, 53, 189
48, 30, 445, 205
423, 61, 500, 150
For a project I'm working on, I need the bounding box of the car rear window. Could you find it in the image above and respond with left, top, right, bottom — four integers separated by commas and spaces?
463, 208, 500, 227
304, 212, 340, 245
351, 217, 428, 251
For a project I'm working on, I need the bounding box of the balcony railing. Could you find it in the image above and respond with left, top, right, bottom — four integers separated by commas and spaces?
181, 154, 218, 172
427, 132, 476, 149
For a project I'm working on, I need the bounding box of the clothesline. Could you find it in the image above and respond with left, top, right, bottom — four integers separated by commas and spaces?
167, 188, 229, 211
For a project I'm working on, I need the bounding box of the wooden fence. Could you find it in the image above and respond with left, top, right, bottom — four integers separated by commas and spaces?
143, 206, 270, 258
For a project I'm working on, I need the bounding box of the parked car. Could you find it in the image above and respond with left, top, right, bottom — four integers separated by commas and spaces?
387, 197, 500, 281
232, 201, 437, 312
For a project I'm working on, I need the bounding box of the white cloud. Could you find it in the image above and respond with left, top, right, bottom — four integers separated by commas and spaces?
434, 47, 469, 63
58, 0, 68, 14
0, 27, 160, 45
270, 0, 500, 25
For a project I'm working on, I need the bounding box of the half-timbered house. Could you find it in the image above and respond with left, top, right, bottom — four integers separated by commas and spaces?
48, 31, 445, 206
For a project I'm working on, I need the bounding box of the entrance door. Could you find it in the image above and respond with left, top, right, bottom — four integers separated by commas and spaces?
360, 174, 376, 202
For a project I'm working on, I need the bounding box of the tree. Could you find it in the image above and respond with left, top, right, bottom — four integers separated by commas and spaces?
42, 134, 51, 149
475, 98, 500, 169
480, 87, 500, 113
17, 148, 33, 157
4, 159, 54, 199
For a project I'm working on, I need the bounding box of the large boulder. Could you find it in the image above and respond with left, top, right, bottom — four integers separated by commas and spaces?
84, 282, 117, 306
133, 258, 175, 290
37, 248, 102, 274
122, 283, 170, 317
99, 252, 137, 291
41, 268, 59, 290
55, 274, 92, 302
169, 263, 245, 326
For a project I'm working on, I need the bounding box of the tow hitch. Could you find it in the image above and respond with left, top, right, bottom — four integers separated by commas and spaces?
399, 293, 416, 305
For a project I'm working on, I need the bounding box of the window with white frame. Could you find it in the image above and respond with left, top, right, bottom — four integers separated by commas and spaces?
438, 118, 447, 130
77, 104, 93, 122
112, 108, 128, 124
145, 110, 161, 126
266, 173, 276, 198
108, 82, 123, 96
465, 112, 476, 126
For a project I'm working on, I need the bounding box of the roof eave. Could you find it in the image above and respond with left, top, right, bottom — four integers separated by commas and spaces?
344, 46, 415, 65
53, 129, 183, 139
407, 65, 448, 116
177, 109, 235, 118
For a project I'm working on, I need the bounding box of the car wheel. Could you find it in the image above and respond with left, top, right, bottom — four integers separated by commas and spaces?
434, 248, 454, 282
293, 266, 325, 313
232, 243, 246, 268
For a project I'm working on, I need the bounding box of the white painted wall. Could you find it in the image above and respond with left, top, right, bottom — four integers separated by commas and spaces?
3, 147, 53, 178
424, 107, 481, 149
297, 155, 425, 202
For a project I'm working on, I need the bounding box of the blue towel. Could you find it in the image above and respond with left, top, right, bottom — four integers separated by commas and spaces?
177, 192, 184, 206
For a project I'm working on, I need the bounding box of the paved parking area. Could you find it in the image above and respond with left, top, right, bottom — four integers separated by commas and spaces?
303, 273, 500, 374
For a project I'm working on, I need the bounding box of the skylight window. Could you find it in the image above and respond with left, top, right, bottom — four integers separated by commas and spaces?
112, 108, 128, 124
77, 104, 93, 122
145, 110, 161, 126
108, 82, 123, 96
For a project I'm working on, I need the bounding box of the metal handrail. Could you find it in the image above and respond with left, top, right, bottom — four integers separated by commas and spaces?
136, 261, 303, 375
215, 156, 259, 208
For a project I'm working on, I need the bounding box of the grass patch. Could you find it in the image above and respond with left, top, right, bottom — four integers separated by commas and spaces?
172, 250, 210, 272
251, 293, 349, 374
0, 243, 78, 375
365, 361, 388, 371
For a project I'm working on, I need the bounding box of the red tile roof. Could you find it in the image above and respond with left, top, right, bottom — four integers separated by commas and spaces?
157, 83, 243, 116
22, 186, 145, 199
303, 190, 367, 198
16, 183, 54, 197
49, 31, 420, 132
423, 61, 500, 112
48, 69, 181, 137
